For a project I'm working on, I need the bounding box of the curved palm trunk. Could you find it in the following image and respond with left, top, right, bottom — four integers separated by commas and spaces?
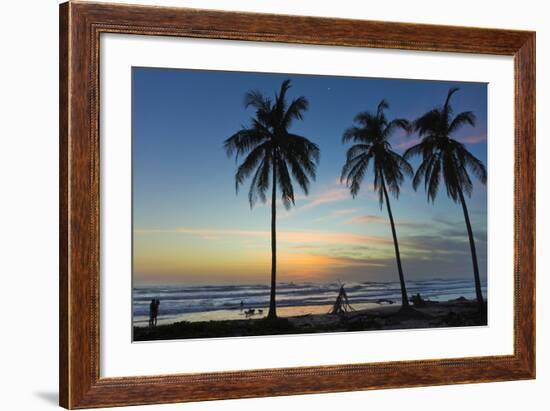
381, 178, 409, 307
267, 162, 278, 320
458, 188, 484, 312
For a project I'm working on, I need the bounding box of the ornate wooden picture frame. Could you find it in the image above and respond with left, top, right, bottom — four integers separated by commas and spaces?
59, 1, 535, 408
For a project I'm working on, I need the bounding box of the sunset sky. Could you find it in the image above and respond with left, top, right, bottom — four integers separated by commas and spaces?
132, 68, 487, 286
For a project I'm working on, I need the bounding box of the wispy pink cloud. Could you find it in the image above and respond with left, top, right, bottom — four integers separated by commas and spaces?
393, 137, 418, 150
347, 215, 385, 225
347, 215, 429, 229
299, 187, 350, 211
280, 184, 353, 219
135, 227, 265, 239
313, 207, 361, 222
280, 230, 389, 246
457, 134, 487, 144
332, 208, 360, 216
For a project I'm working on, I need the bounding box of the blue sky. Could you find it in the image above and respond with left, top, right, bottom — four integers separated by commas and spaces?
132, 67, 487, 286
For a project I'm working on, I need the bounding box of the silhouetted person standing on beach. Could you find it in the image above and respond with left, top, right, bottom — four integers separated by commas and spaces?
154, 299, 160, 326
148, 299, 154, 327
149, 298, 160, 327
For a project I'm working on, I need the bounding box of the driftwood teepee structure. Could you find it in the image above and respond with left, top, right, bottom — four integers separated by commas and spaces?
329, 283, 355, 314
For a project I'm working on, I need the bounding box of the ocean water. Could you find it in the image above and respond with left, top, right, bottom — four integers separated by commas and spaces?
133, 278, 487, 326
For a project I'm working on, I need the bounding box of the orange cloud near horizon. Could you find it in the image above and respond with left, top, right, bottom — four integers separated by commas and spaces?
133, 226, 394, 282
133, 246, 389, 284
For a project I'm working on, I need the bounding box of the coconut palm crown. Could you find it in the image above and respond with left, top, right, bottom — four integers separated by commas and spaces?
404, 87, 487, 203
341, 100, 413, 204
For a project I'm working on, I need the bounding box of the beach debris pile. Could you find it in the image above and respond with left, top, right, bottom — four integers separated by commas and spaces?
329, 283, 355, 315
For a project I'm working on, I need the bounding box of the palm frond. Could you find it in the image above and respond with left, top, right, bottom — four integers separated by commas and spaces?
224, 128, 268, 158
273, 79, 292, 120
353, 111, 377, 128
344, 144, 371, 163
377, 99, 390, 118
244, 90, 271, 112
276, 158, 295, 209
443, 87, 460, 123
448, 111, 476, 134
441, 151, 461, 202
426, 157, 441, 203
411, 156, 431, 191
235, 142, 269, 193
247, 157, 269, 207
462, 148, 487, 184
373, 167, 384, 208
285, 133, 320, 165
403, 142, 424, 160
340, 152, 365, 183
342, 153, 371, 198
389, 150, 413, 177
413, 109, 441, 137
284, 155, 311, 195
280, 135, 318, 194
384, 118, 411, 139
281, 96, 309, 129
342, 126, 369, 143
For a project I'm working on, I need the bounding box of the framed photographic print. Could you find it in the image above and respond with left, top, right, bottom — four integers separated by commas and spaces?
59, 1, 535, 409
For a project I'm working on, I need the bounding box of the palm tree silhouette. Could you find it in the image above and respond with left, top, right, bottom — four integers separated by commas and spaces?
404, 87, 487, 312
224, 79, 320, 320
341, 100, 413, 309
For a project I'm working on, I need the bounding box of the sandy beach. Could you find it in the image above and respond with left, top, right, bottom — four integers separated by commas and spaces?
132, 301, 386, 326
134, 297, 486, 341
